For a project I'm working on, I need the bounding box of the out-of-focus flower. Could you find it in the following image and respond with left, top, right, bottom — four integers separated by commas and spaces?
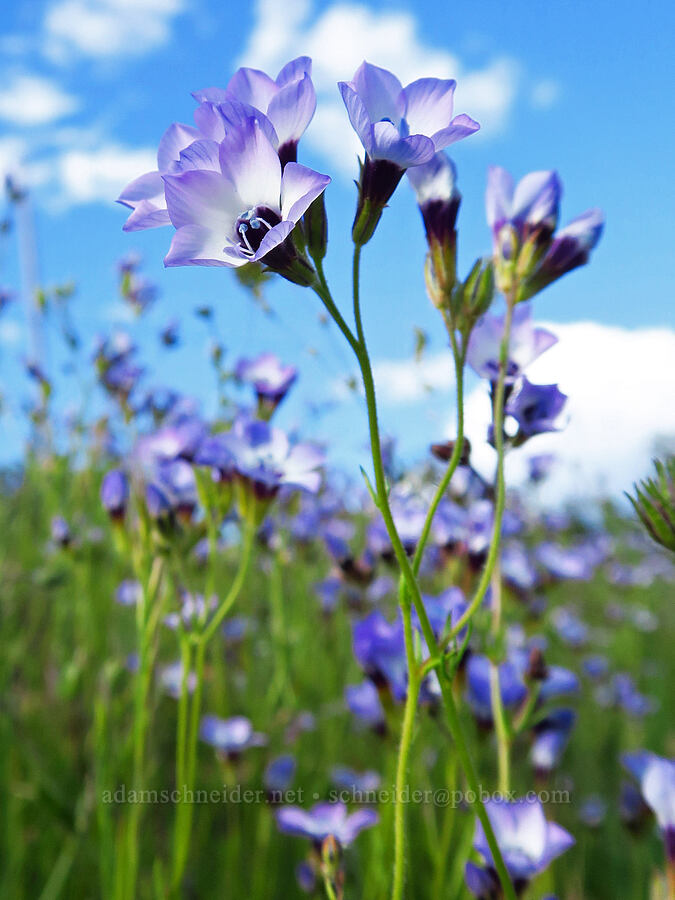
158, 661, 197, 699
115, 579, 142, 607
200, 715, 267, 756
466, 654, 527, 724
353, 611, 407, 702
465, 797, 574, 896
578, 795, 607, 828
345, 681, 386, 732
528, 453, 556, 483
264, 755, 296, 794
537, 545, 595, 583
160, 319, 180, 347
235, 352, 297, 416
339, 61, 478, 244
530, 709, 576, 776
206, 418, 323, 506
486, 166, 602, 299
505, 377, 568, 439
101, 469, 129, 521
193, 57, 316, 167
330, 767, 381, 795
51, 515, 72, 547
622, 751, 675, 860
467, 303, 557, 383
276, 801, 378, 847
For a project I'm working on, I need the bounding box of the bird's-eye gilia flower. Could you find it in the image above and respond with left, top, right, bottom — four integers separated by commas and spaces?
486, 166, 603, 299
234, 352, 298, 417
161, 117, 329, 283
465, 797, 574, 897
193, 56, 316, 166
466, 303, 558, 383
345, 680, 386, 732
505, 377, 568, 439
276, 801, 378, 847
622, 751, 675, 862
117, 122, 203, 231
200, 714, 267, 756
408, 152, 461, 304
339, 61, 479, 244
101, 468, 129, 521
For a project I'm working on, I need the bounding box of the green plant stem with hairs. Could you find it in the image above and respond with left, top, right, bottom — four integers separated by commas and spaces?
311, 246, 518, 900
171, 519, 256, 892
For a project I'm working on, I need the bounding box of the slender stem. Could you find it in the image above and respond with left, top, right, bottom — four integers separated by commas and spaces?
347, 245, 516, 900
126, 555, 164, 900
489, 663, 511, 794
441, 297, 516, 645
171, 521, 256, 890
440, 684, 517, 900
391, 601, 421, 900
412, 332, 465, 576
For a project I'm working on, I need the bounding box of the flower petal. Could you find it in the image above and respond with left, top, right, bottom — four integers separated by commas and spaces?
267, 74, 316, 146
402, 77, 456, 137
486, 166, 514, 231
338, 82, 374, 154
280, 162, 330, 224
430, 113, 481, 150
276, 56, 312, 87
121, 199, 171, 232
351, 61, 404, 125
118, 171, 164, 206
371, 121, 434, 167
157, 122, 202, 171
226, 66, 278, 110
251, 220, 295, 262
162, 169, 241, 231
218, 118, 281, 211
164, 224, 246, 268
512, 170, 561, 227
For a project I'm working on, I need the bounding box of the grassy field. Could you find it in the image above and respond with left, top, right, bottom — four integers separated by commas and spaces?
0, 452, 672, 900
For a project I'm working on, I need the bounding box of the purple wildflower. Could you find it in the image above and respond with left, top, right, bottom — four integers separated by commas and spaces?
234, 352, 298, 415
466, 797, 574, 896
505, 377, 568, 438
101, 468, 129, 521
200, 715, 266, 756
467, 303, 558, 383
276, 801, 378, 847
622, 751, 675, 861
193, 57, 316, 167
339, 61, 478, 243
161, 117, 329, 280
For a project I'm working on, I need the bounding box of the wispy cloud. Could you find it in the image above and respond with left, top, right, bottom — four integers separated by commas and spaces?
44, 0, 186, 61
237, 0, 530, 174
334, 350, 457, 406
457, 321, 675, 501
0, 74, 79, 126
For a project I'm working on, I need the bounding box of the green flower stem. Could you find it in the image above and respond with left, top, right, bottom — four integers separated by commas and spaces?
171, 521, 256, 891
489, 661, 511, 795
439, 296, 516, 646
125, 554, 164, 900
411, 330, 466, 577
391, 600, 421, 900
313, 245, 516, 900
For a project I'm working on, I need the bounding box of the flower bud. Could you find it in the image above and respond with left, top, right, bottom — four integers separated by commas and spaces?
303, 193, 328, 261
101, 468, 129, 522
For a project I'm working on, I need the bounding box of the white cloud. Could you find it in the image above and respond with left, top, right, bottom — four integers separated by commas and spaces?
44, 0, 185, 60
237, 0, 523, 174
0, 320, 23, 347
55, 144, 157, 204
0, 74, 78, 125
373, 352, 456, 404
530, 78, 561, 110
457, 322, 675, 502
334, 350, 457, 405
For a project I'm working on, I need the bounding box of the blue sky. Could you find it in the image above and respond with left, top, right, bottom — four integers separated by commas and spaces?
1, 0, 674, 499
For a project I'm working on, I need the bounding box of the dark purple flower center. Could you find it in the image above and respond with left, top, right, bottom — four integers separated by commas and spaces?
235, 206, 281, 257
